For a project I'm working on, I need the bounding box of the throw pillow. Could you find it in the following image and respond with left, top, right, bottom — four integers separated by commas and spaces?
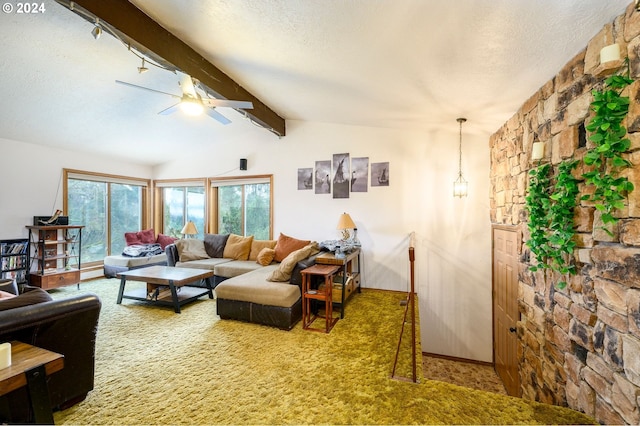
204, 233, 230, 258
249, 239, 277, 261
256, 247, 276, 266
267, 243, 319, 282
222, 234, 254, 260
156, 233, 177, 250
0, 287, 53, 311
273, 233, 311, 263
175, 239, 209, 262
125, 228, 155, 245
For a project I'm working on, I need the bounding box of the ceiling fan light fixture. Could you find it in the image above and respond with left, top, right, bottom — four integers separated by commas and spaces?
180, 98, 204, 116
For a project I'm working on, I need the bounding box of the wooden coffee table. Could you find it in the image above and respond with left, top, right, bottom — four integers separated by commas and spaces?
117, 266, 214, 313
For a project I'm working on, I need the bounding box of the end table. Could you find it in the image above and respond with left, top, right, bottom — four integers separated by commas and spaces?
0, 341, 64, 424
301, 264, 341, 333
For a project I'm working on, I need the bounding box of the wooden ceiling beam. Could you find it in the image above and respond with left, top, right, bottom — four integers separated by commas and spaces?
62, 0, 285, 137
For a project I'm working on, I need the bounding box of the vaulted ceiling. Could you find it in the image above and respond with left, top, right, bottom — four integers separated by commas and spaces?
0, 0, 631, 165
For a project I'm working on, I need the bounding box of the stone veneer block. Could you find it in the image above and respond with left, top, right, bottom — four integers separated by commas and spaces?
576, 248, 592, 264
598, 305, 629, 334
578, 381, 596, 417
628, 289, 640, 338
596, 395, 626, 426
566, 92, 592, 126
594, 278, 628, 315
626, 151, 640, 217
612, 373, 640, 425
625, 2, 640, 42
591, 245, 640, 289
582, 366, 612, 404
592, 211, 620, 242
622, 334, 640, 386
621, 219, 640, 246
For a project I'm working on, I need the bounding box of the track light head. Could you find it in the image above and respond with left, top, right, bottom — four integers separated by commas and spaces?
91, 18, 102, 40
137, 58, 149, 74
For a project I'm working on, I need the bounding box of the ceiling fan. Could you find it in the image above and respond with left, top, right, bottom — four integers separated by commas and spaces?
115, 73, 253, 125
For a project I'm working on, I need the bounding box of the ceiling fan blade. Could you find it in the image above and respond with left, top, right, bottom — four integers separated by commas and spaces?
158, 103, 180, 115
115, 80, 181, 99
201, 99, 254, 109
206, 107, 231, 125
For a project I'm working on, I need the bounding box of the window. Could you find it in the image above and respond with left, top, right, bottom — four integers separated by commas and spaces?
154, 180, 206, 239
64, 170, 149, 265
210, 175, 272, 240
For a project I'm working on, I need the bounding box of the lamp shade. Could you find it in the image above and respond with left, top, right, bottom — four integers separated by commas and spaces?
181, 221, 198, 236
337, 213, 356, 230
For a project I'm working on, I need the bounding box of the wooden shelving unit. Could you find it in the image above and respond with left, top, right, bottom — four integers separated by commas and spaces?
26, 225, 83, 290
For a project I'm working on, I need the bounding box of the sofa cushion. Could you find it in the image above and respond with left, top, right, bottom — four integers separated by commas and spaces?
0, 287, 53, 311
274, 233, 311, 262
256, 248, 276, 266
268, 243, 319, 282
176, 257, 232, 271
204, 233, 230, 258
223, 234, 254, 260
156, 233, 177, 250
125, 228, 155, 245
214, 260, 265, 278
175, 239, 209, 262
215, 266, 301, 308
249, 239, 277, 261
104, 253, 167, 268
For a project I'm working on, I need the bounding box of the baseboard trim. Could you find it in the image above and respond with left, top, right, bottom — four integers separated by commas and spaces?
422, 352, 493, 367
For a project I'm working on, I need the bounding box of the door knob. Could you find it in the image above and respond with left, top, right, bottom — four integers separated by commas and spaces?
509, 327, 517, 333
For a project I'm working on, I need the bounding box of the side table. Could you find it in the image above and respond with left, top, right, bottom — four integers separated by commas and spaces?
0, 341, 64, 424
315, 248, 361, 318
301, 264, 341, 333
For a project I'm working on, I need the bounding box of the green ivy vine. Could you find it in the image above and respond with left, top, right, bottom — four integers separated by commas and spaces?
526, 160, 580, 289
526, 163, 552, 271
582, 71, 635, 235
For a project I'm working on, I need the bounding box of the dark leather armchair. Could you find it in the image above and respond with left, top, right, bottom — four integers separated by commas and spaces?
0, 290, 101, 423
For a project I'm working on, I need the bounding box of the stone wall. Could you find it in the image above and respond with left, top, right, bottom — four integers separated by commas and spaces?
489, 4, 640, 425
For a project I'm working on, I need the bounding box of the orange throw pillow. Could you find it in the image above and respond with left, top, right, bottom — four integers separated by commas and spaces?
273, 233, 310, 262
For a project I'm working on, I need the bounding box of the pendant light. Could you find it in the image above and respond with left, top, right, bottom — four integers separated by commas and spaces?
453, 117, 468, 198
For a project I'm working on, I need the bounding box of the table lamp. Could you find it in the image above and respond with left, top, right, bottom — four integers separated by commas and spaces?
181, 221, 198, 239
337, 213, 356, 240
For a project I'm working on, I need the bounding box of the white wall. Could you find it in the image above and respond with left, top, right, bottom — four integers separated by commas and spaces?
154, 119, 493, 362
0, 137, 152, 280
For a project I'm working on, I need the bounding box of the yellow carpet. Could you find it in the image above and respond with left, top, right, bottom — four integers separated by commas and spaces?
50, 279, 594, 425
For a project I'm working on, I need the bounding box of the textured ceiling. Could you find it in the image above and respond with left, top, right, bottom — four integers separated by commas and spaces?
0, 0, 632, 165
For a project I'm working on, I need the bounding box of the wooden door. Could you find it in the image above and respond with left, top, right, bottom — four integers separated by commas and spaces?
492, 226, 520, 396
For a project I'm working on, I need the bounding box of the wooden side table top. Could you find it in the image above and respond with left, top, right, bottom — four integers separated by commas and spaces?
0, 341, 64, 397
116, 265, 214, 285
301, 264, 341, 276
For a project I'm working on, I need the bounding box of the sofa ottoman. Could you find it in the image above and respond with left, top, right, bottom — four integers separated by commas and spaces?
215, 265, 302, 330
103, 253, 167, 278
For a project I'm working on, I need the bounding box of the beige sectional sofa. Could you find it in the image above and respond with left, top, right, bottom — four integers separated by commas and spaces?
165, 233, 320, 329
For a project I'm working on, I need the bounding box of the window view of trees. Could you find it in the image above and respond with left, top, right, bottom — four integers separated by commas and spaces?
66, 172, 271, 268
67, 178, 143, 263
217, 183, 270, 239
162, 186, 205, 238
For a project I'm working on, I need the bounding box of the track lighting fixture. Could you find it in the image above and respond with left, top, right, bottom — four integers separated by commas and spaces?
91, 18, 102, 40
137, 58, 149, 74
